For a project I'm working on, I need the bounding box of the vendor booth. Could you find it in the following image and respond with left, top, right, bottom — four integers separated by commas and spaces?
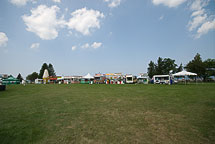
172, 71, 197, 84
153, 75, 170, 84
137, 73, 149, 84
81, 73, 94, 84
105, 73, 124, 84
2, 76, 20, 85
94, 73, 105, 84
35, 78, 43, 84
126, 74, 134, 84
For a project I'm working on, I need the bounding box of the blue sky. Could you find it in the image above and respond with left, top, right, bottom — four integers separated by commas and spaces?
0, 0, 215, 78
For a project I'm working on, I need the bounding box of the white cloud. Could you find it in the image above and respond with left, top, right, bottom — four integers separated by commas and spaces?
151, 0, 214, 38
67, 8, 104, 35
159, 15, 164, 20
187, 0, 215, 38
0, 32, 8, 47
152, 0, 186, 8
32, 0, 37, 4
22, 5, 65, 40
81, 42, 102, 49
81, 43, 90, 49
188, 14, 207, 31
30, 43, 40, 49
10, 0, 28, 6
52, 0, 61, 3
105, 0, 121, 8
72, 46, 77, 51
190, 0, 209, 11
91, 42, 102, 49
68, 31, 73, 36
191, 9, 205, 17
196, 20, 215, 38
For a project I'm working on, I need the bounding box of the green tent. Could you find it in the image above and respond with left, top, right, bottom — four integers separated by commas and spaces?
2, 76, 20, 85
81, 73, 94, 84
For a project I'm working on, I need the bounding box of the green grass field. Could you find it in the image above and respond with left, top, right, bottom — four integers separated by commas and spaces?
0, 84, 215, 144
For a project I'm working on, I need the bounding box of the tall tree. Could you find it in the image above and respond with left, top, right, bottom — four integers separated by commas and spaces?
162, 58, 178, 74
38, 63, 48, 79
26, 72, 38, 81
16, 73, 23, 82
48, 63, 56, 77
148, 61, 156, 78
185, 53, 205, 78
155, 57, 164, 75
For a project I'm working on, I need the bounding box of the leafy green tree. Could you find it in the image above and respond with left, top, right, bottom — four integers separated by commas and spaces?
26, 72, 38, 82
185, 53, 205, 78
162, 58, 178, 74
155, 57, 164, 75
38, 63, 48, 79
148, 61, 156, 78
48, 63, 56, 77
16, 73, 23, 82
148, 57, 178, 77
204, 59, 215, 79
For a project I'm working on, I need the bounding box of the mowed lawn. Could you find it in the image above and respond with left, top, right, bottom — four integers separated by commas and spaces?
0, 84, 215, 144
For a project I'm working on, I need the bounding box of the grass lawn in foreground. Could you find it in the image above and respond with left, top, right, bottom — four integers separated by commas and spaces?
0, 84, 215, 144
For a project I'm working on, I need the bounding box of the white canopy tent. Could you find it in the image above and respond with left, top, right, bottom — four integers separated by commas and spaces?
172, 71, 197, 76
172, 71, 197, 84
83, 73, 94, 79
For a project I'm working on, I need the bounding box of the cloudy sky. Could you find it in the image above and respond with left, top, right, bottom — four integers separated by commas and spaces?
0, 0, 215, 77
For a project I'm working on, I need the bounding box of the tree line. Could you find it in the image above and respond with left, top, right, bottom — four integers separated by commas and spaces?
147, 53, 215, 81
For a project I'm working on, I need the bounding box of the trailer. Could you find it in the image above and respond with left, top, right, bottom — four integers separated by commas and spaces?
153, 75, 170, 84
137, 73, 149, 84
126, 74, 134, 84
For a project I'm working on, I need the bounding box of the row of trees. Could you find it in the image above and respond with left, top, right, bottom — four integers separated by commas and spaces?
147, 53, 215, 81
26, 63, 56, 81
147, 58, 183, 78
185, 53, 215, 80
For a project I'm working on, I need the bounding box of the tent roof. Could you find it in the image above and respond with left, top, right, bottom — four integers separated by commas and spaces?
173, 71, 197, 76
3, 76, 19, 81
83, 73, 94, 79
